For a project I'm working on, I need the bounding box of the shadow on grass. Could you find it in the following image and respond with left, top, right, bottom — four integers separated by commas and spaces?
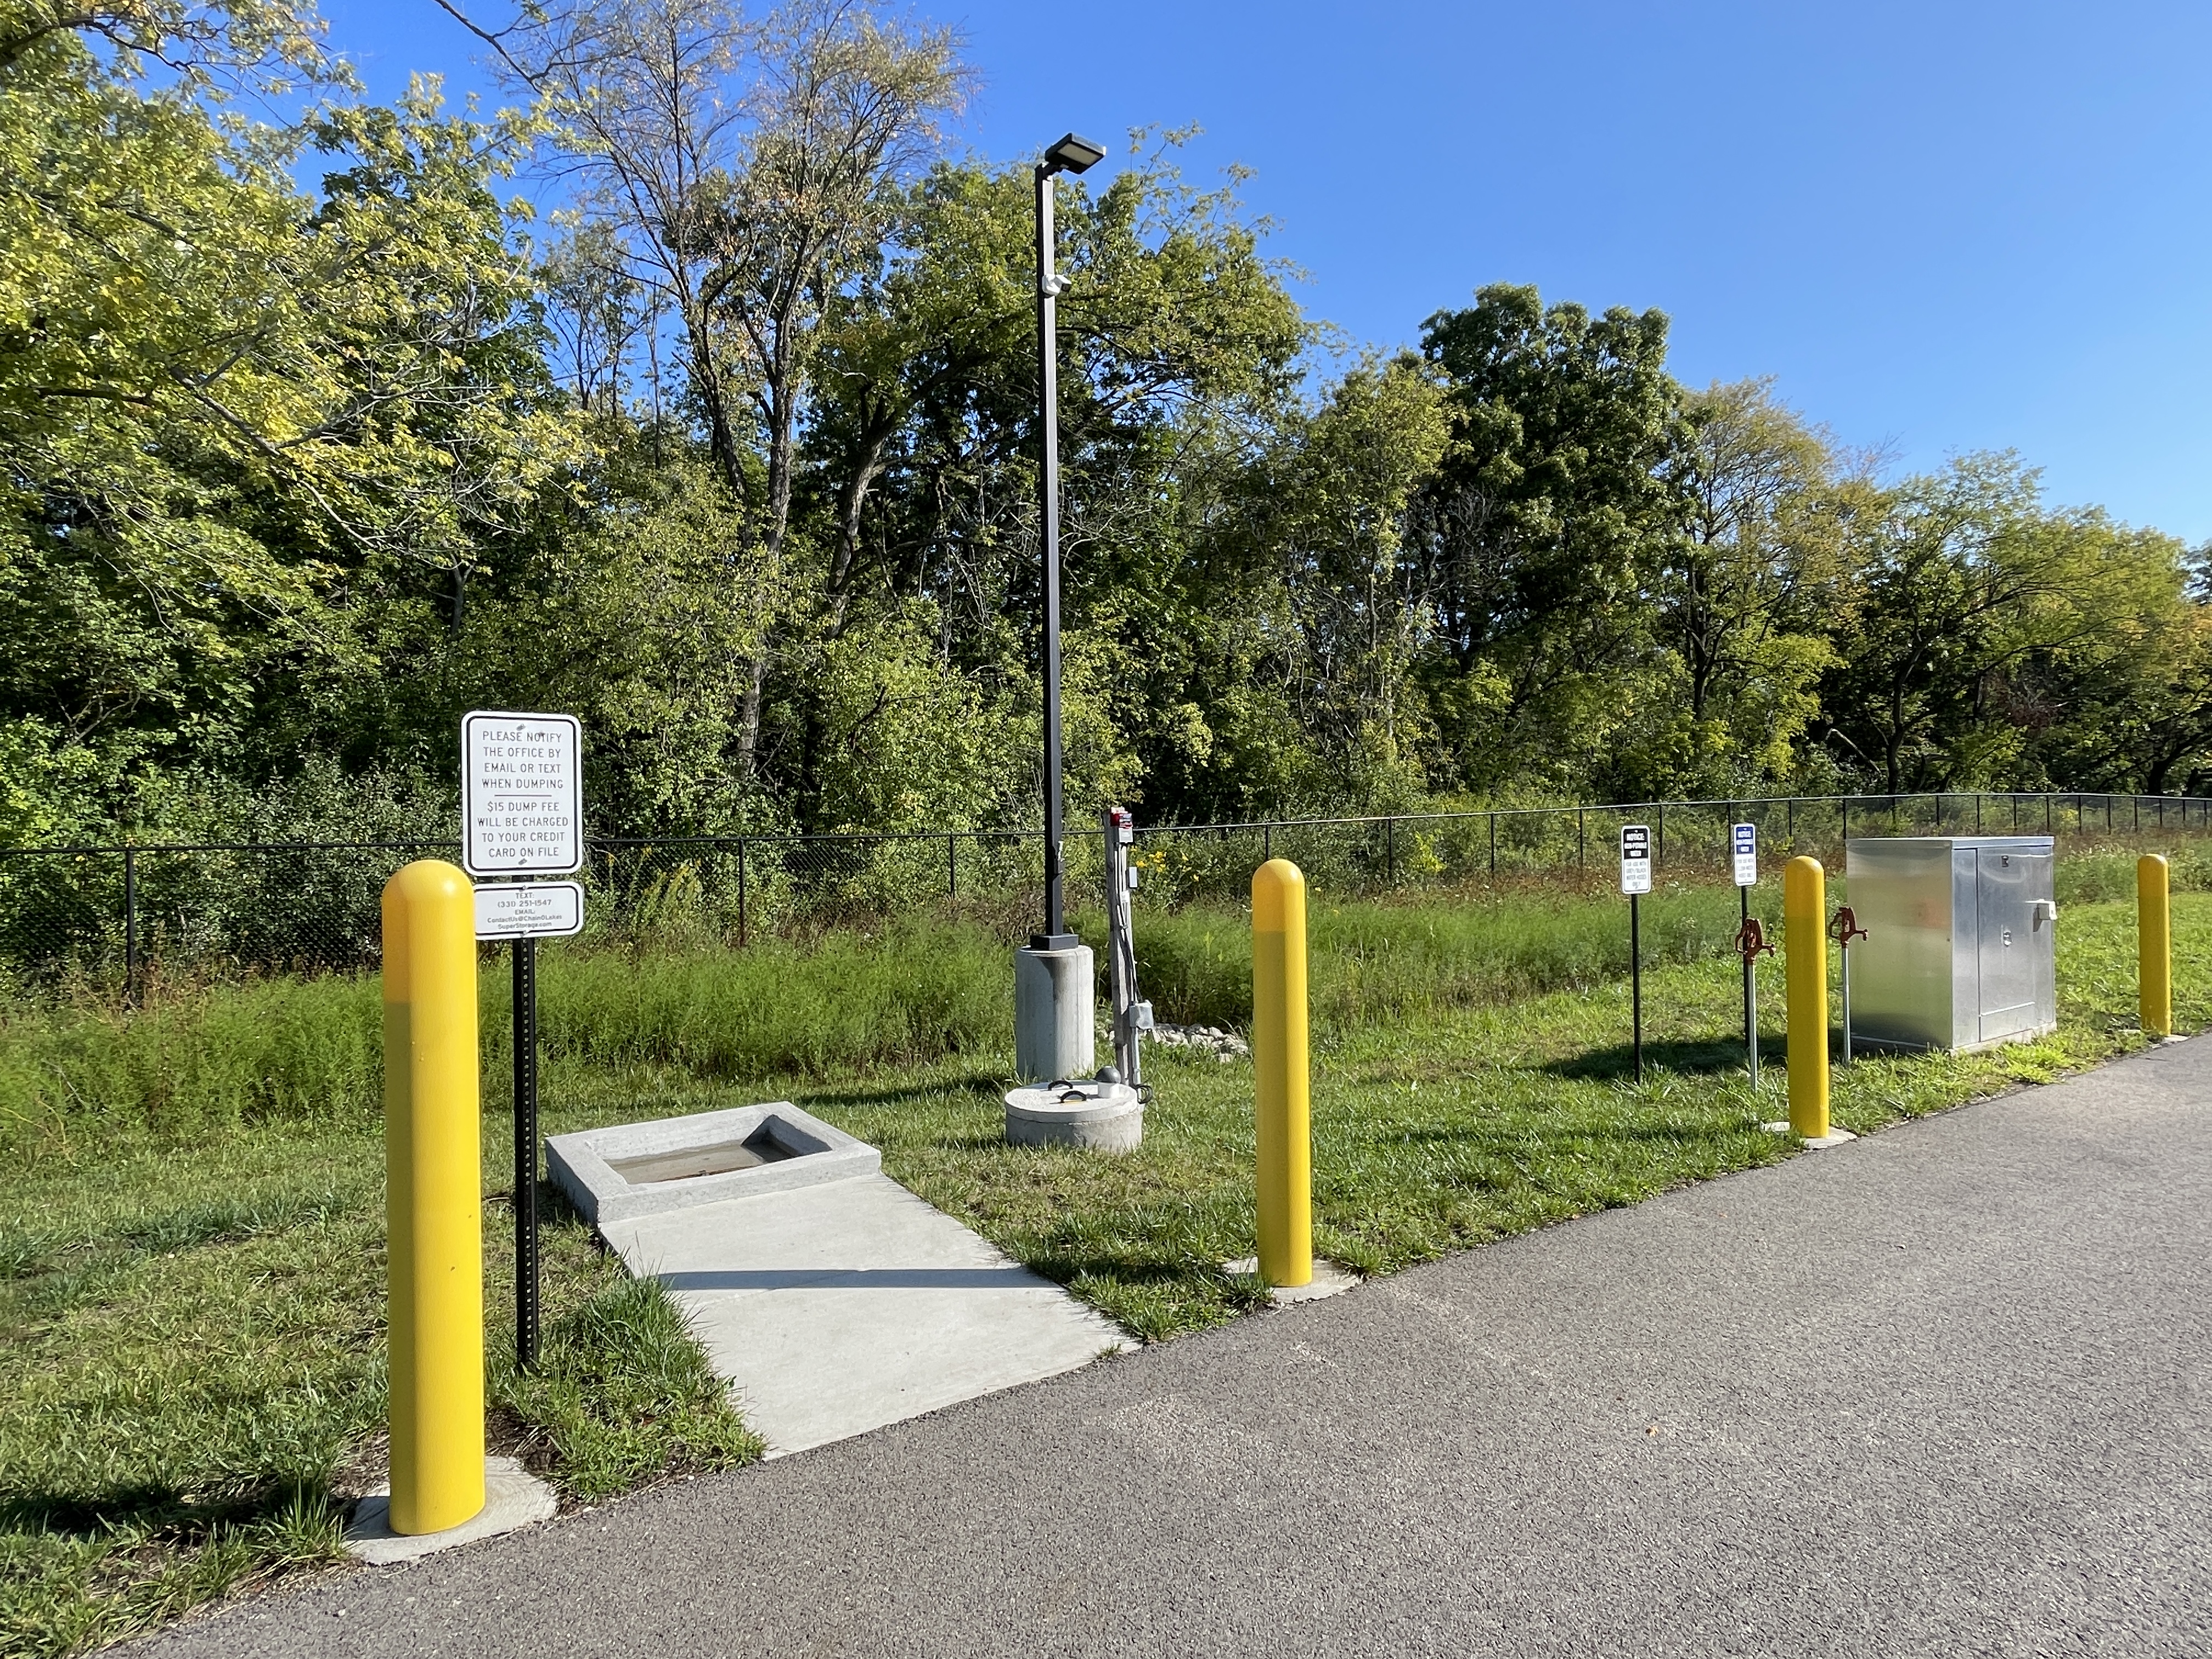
1542, 1036, 1775, 1081
1023, 1253, 1240, 1291
797, 1073, 1007, 1111
0, 1476, 332, 1546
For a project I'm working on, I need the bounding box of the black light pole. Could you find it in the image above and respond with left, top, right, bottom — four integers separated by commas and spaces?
1034, 131, 1105, 948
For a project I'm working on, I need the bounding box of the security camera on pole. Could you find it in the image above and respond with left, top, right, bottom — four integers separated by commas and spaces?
1014, 131, 1108, 1084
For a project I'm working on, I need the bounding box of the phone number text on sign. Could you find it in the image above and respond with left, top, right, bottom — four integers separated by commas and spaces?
462, 710, 583, 877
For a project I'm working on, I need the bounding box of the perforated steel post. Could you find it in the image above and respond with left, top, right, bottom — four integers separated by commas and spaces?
512, 936, 540, 1372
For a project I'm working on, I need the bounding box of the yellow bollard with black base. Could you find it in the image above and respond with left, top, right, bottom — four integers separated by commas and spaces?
1252, 858, 1312, 1288
382, 860, 484, 1537
2140, 854, 2172, 1040
1780, 855, 1852, 1147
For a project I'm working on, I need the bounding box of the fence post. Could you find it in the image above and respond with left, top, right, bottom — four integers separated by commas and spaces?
2140, 854, 2171, 1039
948, 833, 958, 901
381, 859, 484, 1537
737, 838, 748, 946
122, 844, 138, 1003
1488, 811, 1497, 876
1252, 859, 1311, 1289
1385, 817, 1396, 883
1577, 809, 1585, 869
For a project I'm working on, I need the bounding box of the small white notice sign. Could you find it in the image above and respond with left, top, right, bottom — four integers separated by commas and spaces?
1620, 824, 1652, 895
1731, 822, 1758, 888
474, 881, 585, 941
462, 710, 582, 877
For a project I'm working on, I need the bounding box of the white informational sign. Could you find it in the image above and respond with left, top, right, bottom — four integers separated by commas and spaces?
1731, 822, 1758, 888
1620, 824, 1652, 895
473, 881, 585, 941
462, 710, 582, 877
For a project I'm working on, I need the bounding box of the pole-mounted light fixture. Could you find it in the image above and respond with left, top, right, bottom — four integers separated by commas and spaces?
1042, 132, 1107, 176
1032, 131, 1107, 950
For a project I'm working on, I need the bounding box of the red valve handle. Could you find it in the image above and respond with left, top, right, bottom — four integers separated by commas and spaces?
1828, 906, 1867, 946
1733, 917, 1775, 961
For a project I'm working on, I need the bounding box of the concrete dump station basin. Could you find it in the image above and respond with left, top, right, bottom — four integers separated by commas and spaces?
545, 1104, 1126, 1455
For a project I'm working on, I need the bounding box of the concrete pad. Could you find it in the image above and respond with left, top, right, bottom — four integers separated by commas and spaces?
1762, 1121, 1860, 1149
1222, 1256, 1361, 1305
343, 1457, 556, 1565
602, 1175, 1128, 1456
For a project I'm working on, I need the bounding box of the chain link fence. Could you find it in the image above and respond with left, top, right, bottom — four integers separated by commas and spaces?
3, 792, 2204, 992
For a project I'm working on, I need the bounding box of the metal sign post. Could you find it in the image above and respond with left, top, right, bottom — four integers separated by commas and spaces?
510, 936, 539, 1363
1620, 825, 1651, 1081
1730, 823, 1770, 1087
462, 712, 584, 1373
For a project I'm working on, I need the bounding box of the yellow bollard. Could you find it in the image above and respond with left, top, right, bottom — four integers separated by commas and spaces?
1784, 855, 1830, 1141
1252, 858, 1312, 1288
382, 860, 485, 1536
2140, 854, 2172, 1039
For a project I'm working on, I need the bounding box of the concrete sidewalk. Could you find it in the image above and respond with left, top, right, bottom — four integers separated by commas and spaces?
138, 1039, 2212, 1658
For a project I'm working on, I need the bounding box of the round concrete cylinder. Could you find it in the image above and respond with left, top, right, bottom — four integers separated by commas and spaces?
1004, 1080, 1143, 1152
1013, 944, 1096, 1083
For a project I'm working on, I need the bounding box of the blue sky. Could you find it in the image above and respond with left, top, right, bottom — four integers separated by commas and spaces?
328, 0, 2212, 540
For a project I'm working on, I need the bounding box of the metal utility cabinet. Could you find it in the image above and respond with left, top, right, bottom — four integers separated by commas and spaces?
1847, 836, 2058, 1052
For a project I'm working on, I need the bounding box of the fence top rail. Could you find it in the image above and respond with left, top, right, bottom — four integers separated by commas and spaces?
0, 789, 2198, 858
0, 839, 464, 857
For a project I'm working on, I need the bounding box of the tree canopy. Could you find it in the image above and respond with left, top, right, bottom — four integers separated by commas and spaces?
3, 0, 2205, 849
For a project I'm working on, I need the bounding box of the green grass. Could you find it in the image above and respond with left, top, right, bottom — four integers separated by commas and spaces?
2, 874, 2207, 1654
0, 918, 1008, 1156
1116, 882, 1763, 1031
802, 891, 2212, 1341
0, 1122, 759, 1658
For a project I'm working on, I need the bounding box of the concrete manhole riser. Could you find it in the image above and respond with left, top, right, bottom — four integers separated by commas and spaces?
546, 1102, 880, 1224
1003, 1078, 1145, 1152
